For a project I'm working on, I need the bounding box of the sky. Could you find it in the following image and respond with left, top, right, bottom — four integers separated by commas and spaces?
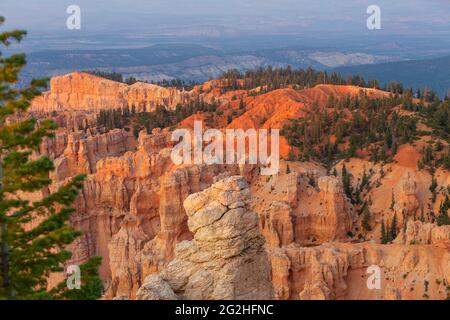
1, 0, 450, 35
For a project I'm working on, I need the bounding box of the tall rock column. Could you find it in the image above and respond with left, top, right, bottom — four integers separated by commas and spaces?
136, 176, 274, 300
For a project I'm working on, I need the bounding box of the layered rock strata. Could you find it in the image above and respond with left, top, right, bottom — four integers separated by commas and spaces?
137, 176, 274, 300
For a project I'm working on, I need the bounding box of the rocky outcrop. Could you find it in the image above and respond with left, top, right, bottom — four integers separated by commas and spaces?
394, 220, 450, 245
28, 71, 450, 301
253, 171, 354, 248
136, 275, 178, 300
136, 176, 274, 300
393, 173, 420, 226
48, 129, 136, 181
271, 242, 450, 300
31, 72, 189, 113
83, 130, 240, 298
315, 176, 354, 241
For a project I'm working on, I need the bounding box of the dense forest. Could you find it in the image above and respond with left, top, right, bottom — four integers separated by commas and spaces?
96, 97, 219, 137
281, 89, 450, 171
220, 67, 441, 100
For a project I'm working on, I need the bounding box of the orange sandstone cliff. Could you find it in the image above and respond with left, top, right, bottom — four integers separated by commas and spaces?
27, 72, 449, 300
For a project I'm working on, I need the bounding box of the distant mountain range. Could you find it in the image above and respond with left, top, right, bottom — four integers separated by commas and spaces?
20, 43, 450, 97
336, 55, 450, 97
21, 43, 393, 84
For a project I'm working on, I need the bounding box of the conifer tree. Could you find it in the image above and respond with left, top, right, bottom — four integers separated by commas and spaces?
341, 163, 353, 201
239, 97, 245, 110
389, 213, 398, 241
0, 17, 102, 300
362, 205, 372, 231
429, 176, 438, 203
390, 189, 396, 210
380, 220, 387, 244
436, 195, 450, 226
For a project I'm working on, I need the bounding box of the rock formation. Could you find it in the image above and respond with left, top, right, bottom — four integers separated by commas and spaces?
136, 176, 274, 300
31, 72, 189, 113
393, 173, 420, 226
254, 171, 354, 247
271, 242, 450, 300
394, 220, 450, 245
23, 71, 450, 300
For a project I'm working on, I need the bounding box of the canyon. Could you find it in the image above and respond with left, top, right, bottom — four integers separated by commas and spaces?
28, 71, 450, 300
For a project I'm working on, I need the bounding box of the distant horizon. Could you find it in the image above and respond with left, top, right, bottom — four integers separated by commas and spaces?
3, 0, 450, 97
1, 0, 450, 36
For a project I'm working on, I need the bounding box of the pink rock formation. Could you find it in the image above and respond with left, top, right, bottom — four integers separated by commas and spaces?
271, 242, 450, 300
25, 71, 449, 301
253, 171, 354, 247
31, 72, 189, 113
393, 173, 420, 226
394, 220, 450, 245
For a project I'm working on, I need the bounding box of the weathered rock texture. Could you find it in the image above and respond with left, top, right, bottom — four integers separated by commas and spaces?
25, 72, 450, 300
271, 242, 450, 300
136, 176, 274, 300
393, 173, 420, 226
31, 72, 189, 112
394, 220, 450, 245
253, 169, 354, 247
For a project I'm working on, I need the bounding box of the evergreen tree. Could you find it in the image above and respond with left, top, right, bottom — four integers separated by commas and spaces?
341, 163, 353, 201
436, 195, 450, 226
354, 187, 362, 205
380, 220, 387, 244
239, 97, 245, 110
429, 176, 438, 203
389, 213, 398, 241
360, 169, 369, 190
362, 205, 372, 231
0, 17, 102, 299
390, 189, 396, 210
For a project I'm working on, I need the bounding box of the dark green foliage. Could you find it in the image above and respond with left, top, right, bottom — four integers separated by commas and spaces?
49, 256, 103, 300
380, 215, 398, 244
360, 169, 369, 190
341, 164, 353, 201
281, 92, 418, 165
436, 195, 450, 226
390, 213, 398, 241
362, 205, 372, 231
85, 71, 124, 83
220, 67, 378, 92
151, 79, 198, 91
239, 97, 245, 110
380, 220, 388, 244
429, 176, 438, 203
84, 70, 198, 90
0, 17, 102, 300
96, 97, 219, 134
390, 189, 396, 211
420, 98, 450, 140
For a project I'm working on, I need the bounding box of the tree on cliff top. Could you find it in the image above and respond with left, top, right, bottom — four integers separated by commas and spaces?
0, 16, 102, 300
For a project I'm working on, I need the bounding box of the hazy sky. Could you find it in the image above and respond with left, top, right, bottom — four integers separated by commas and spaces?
1, 0, 450, 35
